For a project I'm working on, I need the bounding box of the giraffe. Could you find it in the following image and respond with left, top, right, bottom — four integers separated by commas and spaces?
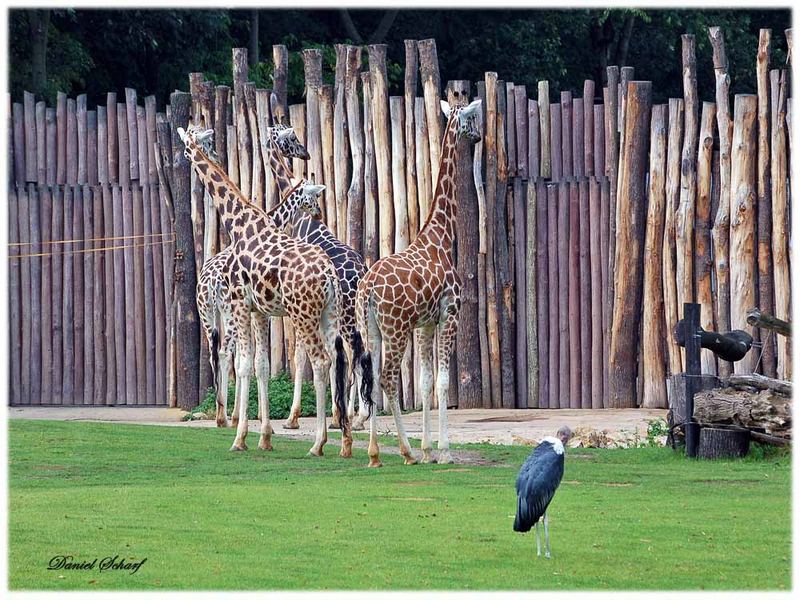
354, 98, 482, 467
197, 180, 324, 428
263, 124, 371, 431
177, 124, 359, 457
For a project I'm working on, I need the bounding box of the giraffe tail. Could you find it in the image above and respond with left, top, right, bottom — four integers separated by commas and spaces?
350, 330, 375, 418
210, 328, 221, 385
334, 335, 348, 429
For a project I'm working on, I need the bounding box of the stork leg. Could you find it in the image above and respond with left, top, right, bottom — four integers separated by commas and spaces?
543, 513, 551, 558
535, 522, 542, 557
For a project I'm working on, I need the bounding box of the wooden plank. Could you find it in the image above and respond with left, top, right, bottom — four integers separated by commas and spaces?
82, 186, 94, 404
112, 186, 127, 403
514, 177, 528, 407
18, 187, 32, 403
121, 186, 137, 404
390, 96, 410, 252
588, 178, 603, 409
546, 183, 559, 409
403, 41, 419, 238
137, 106, 149, 184
60, 187, 74, 403
514, 85, 528, 179
146, 96, 158, 184
28, 185, 42, 404
663, 98, 684, 377
56, 92, 66, 183
608, 81, 652, 407
243, 82, 263, 208
102, 185, 116, 404
9, 188, 21, 404
532, 180, 547, 409
149, 183, 167, 405
272, 45, 288, 117
45, 108, 56, 184
345, 45, 364, 254
771, 69, 790, 379
117, 103, 130, 186
414, 97, 432, 233
368, 45, 394, 258
599, 178, 610, 407
642, 105, 668, 408
604, 68, 620, 343
334, 44, 351, 241
538, 81, 551, 179
66, 98, 77, 184
583, 80, 595, 176
214, 87, 230, 172
528, 99, 540, 180
125, 88, 139, 181
675, 35, 699, 332
568, 180, 580, 409
578, 178, 591, 408
132, 186, 147, 403
572, 98, 584, 178
549, 102, 562, 181
418, 39, 443, 186
35, 101, 45, 184
72, 185, 85, 404
106, 93, 118, 183
39, 186, 52, 403
23, 91, 37, 182
142, 185, 157, 403
557, 181, 570, 408
13, 102, 24, 185
561, 91, 573, 178
77, 94, 87, 183
361, 75, 378, 266
484, 72, 501, 408
303, 49, 324, 218
696, 102, 718, 377
593, 103, 605, 179
87, 110, 98, 185
232, 49, 252, 196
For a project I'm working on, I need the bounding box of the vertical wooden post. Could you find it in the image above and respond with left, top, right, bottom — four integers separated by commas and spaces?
111, 186, 126, 403
588, 177, 603, 408
709, 27, 733, 379
125, 88, 139, 181
39, 187, 51, 404
404, 40, 419, 239
9, 188, 21, 404
526, 181, 540, 407
515, 85, 528, 178
599, 177, 610, 407
568, 180, 580, 408
272, 45, 288, 118
535, 180, 550, 409
583, 80, 595, 176
361, 73, 379, 266
683, 302, 702, 458
232, 49, 252, 197
756, 30, 777, 377
334, 44, 350, 242
528, 99, 540, 181
578, 178, 591, 408
77, 94, 87, 183
514, 178, 528, 407
35, 100, 45, 184
71, 185, 84, 404
418, 39, 443, 186
18, 187, 32, 402
593, 104, 605, 178
368, 45, 394, 258
474, 83, 491, 409
102, 186, 116, 404
345, 45, 364, 255
82, 187, 95, 404
87, 110, 98, 185
66, 98, 77, 184
319, 84, 337, 230
771, 69, 790, 379
56, 92, 67, 183
45, 107, 56, 185
51, 187, 63, 403
663, 98, 684, 377
484, 72, 501, 407
557, 181, 569, 408
538, 82, 551, 179
608, 81, 652, 407
696, 102, 718, 376
389, 97, 409, 253
642, 105, 668, 408
23, 91, 36, 182
572, 98, 584, 178
506, 82, 517, 178
560, 91, 573, 177
117, 101, 129, 187
170, 91, 201, 410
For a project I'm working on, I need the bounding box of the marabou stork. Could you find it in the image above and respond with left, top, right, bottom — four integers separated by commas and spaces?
513, 426, 572, 558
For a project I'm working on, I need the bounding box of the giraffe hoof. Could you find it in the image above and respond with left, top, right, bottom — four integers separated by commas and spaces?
438, 452, 454, 465
282, 419, 299, 430
229, 443, 248, 452
258, 439, 273, 451
339, 448, 353, 458
403, 455, 418, 466
367, 458, 383, 468
308, 447, 324, 457
215, 416, 228, 428
351, 419, 366, 431
328, 421, 341, 430
420, 451, 436, 464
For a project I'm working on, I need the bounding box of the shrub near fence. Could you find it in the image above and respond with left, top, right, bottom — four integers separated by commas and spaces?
8, 28, 793, 410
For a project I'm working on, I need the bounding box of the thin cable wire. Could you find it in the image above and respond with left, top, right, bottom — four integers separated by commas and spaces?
8, 234, 176, 260
8, 231, 173, 248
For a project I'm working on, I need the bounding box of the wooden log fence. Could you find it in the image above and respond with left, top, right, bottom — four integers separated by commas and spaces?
7, 29, 793, 410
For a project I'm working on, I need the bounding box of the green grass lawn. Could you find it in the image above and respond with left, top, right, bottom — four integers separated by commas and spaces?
8, 419, 791, 591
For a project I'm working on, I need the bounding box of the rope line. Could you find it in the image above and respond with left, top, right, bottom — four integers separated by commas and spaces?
8, 234, 176, 260
8, 231, 174, 248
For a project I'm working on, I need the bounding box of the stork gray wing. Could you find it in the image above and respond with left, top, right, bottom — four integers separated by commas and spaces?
513, 441, 565, 532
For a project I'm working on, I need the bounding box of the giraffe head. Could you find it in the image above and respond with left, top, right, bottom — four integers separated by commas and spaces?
285, 180, 325, 218
176, 124, 216, 163
440, 99, 482, 143
268, 124, 311, 160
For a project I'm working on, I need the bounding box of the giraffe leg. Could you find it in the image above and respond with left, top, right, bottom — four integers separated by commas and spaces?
283, 343, 306, 429
230, 308, 252, 452
298, 327, 330, 457
416, 327, 435, 464
329, 364, 341, 430
253, 314, 273, 451
366, 308, 382, 467
215, 347, 230, 428
435, 307, 459, 464
382, 340, 417, 466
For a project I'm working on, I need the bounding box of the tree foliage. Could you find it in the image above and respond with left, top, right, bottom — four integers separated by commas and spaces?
8, 8, 790, 108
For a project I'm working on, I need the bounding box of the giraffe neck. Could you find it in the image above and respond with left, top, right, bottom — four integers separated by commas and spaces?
268, 137, 296, 198
418, 114, 459, 248
266, 180, 304, 230
187, 146, 270, 239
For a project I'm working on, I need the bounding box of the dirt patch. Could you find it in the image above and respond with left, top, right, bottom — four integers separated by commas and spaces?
32, 464, 67, 471
563, 479, 581, 485
603, 482, 633, 487
378, 496, 437, 502
469, 414, 547, 423
396, 481, 436, 487
696, 479, 759, 486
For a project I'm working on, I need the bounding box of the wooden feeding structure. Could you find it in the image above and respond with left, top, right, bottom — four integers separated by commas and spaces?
672, 302, 792, 459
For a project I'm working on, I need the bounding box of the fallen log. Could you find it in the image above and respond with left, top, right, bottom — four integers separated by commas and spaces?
727, 373, 792, 396
693, 387, 791, 438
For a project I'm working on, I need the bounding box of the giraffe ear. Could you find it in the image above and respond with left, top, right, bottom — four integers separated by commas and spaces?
302, 183, 325, 197
277, 127, 294, 141
177, 127, 187, 143
440, 100, 452, 118
461, 99, 482, 118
